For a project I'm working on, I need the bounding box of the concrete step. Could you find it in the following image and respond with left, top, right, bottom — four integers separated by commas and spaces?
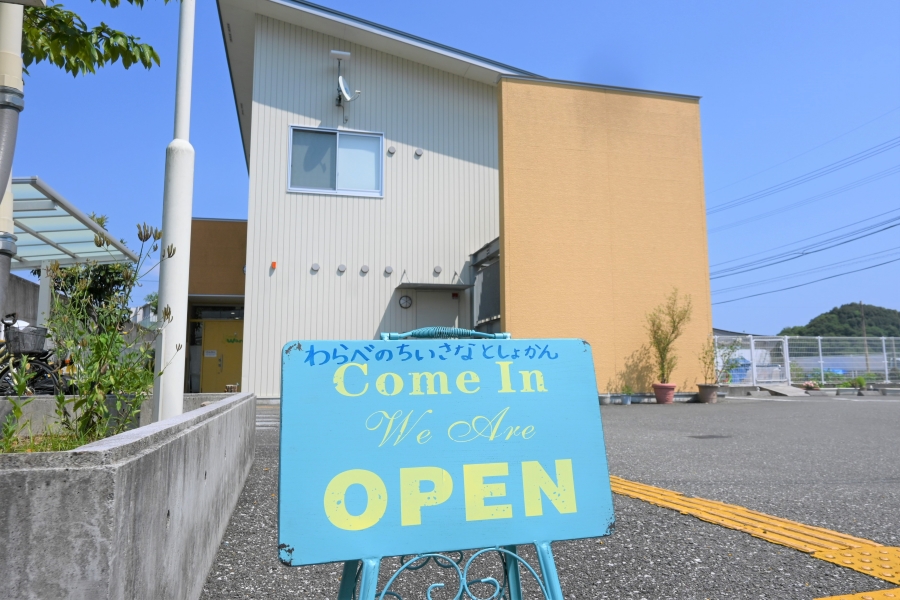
757, 384, 809, 397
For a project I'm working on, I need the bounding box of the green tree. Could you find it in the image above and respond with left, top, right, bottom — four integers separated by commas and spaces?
23, 0, 171, 77
779, 303, 900, 337
144, 291, 157, 315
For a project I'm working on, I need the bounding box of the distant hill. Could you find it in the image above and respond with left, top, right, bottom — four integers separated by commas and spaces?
778, 303, 900, 337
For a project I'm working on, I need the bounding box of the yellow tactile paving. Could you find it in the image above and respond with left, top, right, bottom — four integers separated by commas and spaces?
610, 475, 900, 599
609, 476, 879, 553
815, 588, 900, 600
814, 547, 900, 585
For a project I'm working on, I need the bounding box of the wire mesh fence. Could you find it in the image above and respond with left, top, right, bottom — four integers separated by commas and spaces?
714, 336, 899, 386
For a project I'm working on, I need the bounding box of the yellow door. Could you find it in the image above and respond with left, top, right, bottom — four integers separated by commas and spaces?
200, 320, 244, 393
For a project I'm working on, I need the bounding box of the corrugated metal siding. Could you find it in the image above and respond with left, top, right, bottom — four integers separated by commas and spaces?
244, 16, 499, 398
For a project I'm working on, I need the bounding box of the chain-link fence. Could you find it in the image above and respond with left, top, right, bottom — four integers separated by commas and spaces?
714, 336, 900, 386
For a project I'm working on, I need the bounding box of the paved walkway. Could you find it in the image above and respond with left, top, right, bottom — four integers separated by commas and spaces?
201, 398, 899, 599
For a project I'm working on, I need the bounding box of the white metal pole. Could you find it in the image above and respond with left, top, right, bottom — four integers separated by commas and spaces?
0, 4, 24, 319
36, 260, 51, 326
783, 335, 792, 386
749, 335, 758, 387
817, 336, 825, 385
153, 0, 195, 422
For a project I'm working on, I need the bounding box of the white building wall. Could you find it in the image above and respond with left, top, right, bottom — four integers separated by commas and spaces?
243, 16, 500, 398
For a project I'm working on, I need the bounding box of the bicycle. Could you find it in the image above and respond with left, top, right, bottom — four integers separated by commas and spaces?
0, 313, 64, 396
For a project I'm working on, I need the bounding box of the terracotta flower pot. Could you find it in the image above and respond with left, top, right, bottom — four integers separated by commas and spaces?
652, 383, 676, 404
697, 384, 719, 403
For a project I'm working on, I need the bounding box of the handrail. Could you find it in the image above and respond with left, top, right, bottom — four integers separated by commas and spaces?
379, 327, 510, 340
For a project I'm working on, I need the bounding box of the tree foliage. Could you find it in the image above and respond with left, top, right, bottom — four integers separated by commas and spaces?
779, 303, 900, 337
22, 0, 170, 77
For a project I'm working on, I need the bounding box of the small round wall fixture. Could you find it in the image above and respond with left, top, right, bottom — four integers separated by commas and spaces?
384, 266, 394, 274
311, 263, 320, 272
387, 146, 396, 155
415, 148, 424, 157
337, 264, 347, 273
433, 265, 442, 274
360, 265, 369, 274
399, 295, 413, 309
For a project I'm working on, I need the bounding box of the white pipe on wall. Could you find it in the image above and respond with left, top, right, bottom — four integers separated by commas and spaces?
153, 0, 196, 422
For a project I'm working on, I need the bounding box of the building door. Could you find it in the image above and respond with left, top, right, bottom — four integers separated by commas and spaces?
200, 320, 244, 393
416, 291, 459, 328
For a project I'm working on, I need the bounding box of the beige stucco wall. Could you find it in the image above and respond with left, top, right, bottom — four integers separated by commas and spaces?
498, 78, 712, 392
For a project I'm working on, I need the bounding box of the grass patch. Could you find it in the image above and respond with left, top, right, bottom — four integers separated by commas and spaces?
1, 433, 88, 453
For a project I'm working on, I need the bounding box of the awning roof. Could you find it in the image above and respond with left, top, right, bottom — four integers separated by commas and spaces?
10, 177, 139, 271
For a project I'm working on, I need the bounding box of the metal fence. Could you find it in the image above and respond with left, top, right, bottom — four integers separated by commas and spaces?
714, 336, 900, 386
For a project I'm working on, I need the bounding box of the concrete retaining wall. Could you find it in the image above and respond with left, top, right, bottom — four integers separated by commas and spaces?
0, 392, 256, 600
2, 392, 234, 434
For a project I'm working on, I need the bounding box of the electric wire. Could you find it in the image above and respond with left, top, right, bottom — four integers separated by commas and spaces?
708, 165, 900, 233
710, 206, 900, 268
706, 135, 900, 215
710, 215, 900, 279
711, 257, 900, 305
712, 245, 900, 294
709, 104, 900, 193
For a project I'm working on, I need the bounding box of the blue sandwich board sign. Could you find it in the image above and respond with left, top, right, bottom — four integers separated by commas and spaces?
279, 337, 614, 594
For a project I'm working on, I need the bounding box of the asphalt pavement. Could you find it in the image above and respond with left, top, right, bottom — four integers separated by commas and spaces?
200, 398, 899, 599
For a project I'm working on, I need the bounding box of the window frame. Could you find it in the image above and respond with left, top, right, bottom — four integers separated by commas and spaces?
287, 125, 384, 198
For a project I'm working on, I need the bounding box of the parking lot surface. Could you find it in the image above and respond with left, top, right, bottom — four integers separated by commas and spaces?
200, 398, 899, 599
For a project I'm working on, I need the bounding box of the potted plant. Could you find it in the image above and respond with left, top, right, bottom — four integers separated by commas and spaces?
620, 384, 634, 405
696, 337, 740, 403
645, 289, 693, 404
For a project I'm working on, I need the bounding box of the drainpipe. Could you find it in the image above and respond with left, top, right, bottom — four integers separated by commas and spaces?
0, 3, 25, 319
153, 0, 195, 422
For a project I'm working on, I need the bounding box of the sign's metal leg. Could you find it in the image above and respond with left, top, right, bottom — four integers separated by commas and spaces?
503, 545, 523, 600
336, 560, 359, 600
535, 541, 563, 600
357, 557, 381, 600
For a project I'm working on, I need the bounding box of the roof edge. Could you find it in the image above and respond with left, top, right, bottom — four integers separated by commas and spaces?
500, 74, 701, 101
268, 0, 540, 78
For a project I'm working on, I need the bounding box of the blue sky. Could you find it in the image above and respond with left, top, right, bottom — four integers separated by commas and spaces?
12, 0, 900, 333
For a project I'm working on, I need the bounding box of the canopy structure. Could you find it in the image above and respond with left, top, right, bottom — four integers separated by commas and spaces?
10, 177, 138, 271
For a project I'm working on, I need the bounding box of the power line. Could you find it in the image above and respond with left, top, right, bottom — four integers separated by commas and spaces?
712, 245, 900, 294
710, 206, 900, 268
708, 165, 900, 233
710, 216, 900, 279
711, 256, 900, 305
706, 135, 900, 215
709, 104, 900, 194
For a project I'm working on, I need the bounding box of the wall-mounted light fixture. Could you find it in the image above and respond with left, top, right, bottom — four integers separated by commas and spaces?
337, 264, 347, 273
311, 263, 320, 272
387, 146, 396, 155
433, 266, 442, 274
361, 265, 369, 274
271, 261, 277, 269
384, 266, 394, 275
415, 148, 424, 157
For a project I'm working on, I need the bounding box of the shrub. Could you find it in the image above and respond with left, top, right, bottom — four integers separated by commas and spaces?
645, 289, 693, 384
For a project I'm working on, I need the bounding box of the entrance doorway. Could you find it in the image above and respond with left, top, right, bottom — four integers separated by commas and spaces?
200, 320, 244, 393
416, 291, 459, 328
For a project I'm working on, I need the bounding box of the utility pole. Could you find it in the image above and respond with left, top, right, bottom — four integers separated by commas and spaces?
0, 2, 26, 319
860, 301, 870, 374
153, 0, 195, 422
